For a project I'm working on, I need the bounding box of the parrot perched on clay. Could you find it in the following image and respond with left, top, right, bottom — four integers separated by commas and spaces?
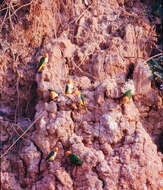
65, 79, 73, 94
75, 90, 85, 106
48, 89, 58, 101
66, 151, 83, 166
37, 53, 48, 72
121, 79, 135, 104
122, 90, 132, 104
46, 147, 58, 162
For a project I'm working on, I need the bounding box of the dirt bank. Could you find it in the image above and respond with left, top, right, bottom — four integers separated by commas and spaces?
0, 0, 162, 189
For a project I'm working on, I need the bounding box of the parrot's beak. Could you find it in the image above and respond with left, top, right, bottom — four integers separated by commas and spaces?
54, 147, 59, 152
66, 151, 71, 157
44, 53, 48, 58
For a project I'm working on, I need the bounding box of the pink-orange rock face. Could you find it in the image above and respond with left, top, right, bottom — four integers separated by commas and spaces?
31, 174, 56, 190
20, 142, 41, 180
55, 168, 73, 189
1, 172, 22, 190
0, 0, 162, 190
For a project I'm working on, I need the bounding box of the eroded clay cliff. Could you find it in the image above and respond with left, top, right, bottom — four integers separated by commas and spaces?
0, 0, 163, 190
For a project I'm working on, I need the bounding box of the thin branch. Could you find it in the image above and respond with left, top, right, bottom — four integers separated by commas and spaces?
5, 0, 33, 21
70, 4, 92, 24
0, 6, 8, 30
10, 1, 18, 19
124, 56, 144, 59
15, 75, 20, 123
78, 56, 87, 67
143, 53, 163, 65
64, 3, 93, 30
8, 3, 14, 30
10, 123, 21, 137
0, 111, 45, 159
14, 123, 26, 134
0, 1, 20, 13
72, 60, 97, 80
124, 53, 163, 62
152, 43, 163, 53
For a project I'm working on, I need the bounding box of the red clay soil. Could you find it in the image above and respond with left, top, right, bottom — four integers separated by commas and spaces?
0, 0, 162, 189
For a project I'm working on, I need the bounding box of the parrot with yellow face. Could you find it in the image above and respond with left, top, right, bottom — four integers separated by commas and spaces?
75, 90, 85, 106
65, 79, 73, 94
48, 89, 58, 101
66, 151, 83, 166
46, 147, 58, 162
37, 53, 48, 72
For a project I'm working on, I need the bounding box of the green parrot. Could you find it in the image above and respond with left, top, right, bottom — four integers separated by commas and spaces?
65, 84, 69, 94
75, 91, 85, 105
37, 53, 48, 72
46, 147, 58, 162
80, 94, 85, 106
66, 151, 83, 166
65, 79, 73, 94
122, 90, 132, 104
48, 89, 58, 101
123, 90, 132, 99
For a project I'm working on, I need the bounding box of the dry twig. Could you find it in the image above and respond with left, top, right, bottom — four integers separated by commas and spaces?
1, 5, 8, 30
72, 59, 97, 80
143, 53, 163, 65
70, 4, 92, 24
8, 2, 14, 29
124, 56, 144, 59
14, 75, 20, 123
10, 123, 21, 137
0, 1, 19, 13
0, 111, 45, 159
6, 0, 33, 20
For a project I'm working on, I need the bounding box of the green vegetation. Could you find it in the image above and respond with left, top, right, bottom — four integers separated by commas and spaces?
141, 0, 163, 21
147, 55, 163, 91
142, 0, 163, 91
143, 0, 163, 44
147, 56, 163, 80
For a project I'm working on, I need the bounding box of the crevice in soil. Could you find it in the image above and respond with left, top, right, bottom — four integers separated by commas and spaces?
126, 63, 134, 80
31, 140, 43, 178
93, 165, 105, 189
157, 131, 163, 153
19, 156, 27, 178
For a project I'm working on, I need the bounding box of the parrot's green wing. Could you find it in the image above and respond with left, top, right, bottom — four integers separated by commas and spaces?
65, 84, 69, 94
81, 94, 84, 103
123, 90, 132, 99
54, 90, 58, 94
69, 153, 83, 166
46, 151, 54, 161
37, 57, 45, 71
